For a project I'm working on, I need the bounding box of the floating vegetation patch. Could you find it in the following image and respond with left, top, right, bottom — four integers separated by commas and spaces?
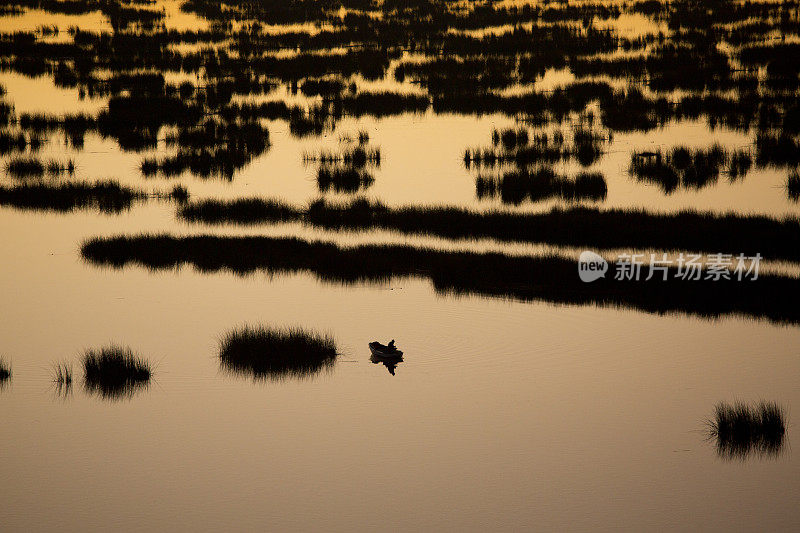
219, 325, 337, 381
83, 345, 152, 401
707, 401, 787, 461
81, 234, 800, 326
177, 198, 800, 263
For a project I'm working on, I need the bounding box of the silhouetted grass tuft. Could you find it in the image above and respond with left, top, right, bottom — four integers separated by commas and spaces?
0, 357, 10, 382
789, 170, 800, 202
83, 345, 151, 400
168, 185, 190, 203
0, 181, 147, 213
219, 325, 337, 381
179, 197, 299, 224
52, 361, 73, 384
5, 157, 44, 178
707, 401, 787, 460
317, 166, 375, 193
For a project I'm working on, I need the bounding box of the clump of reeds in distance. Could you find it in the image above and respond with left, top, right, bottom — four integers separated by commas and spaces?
52, 361, 73, 397
0, 357, 10, 384
707, 401, 787, 461
0, 181, 147, 213
52, 361, 73, 384
83, 345, 152, 400
788, 169, 800, 202
4, 157, 75, 179
219, 325, 337, 381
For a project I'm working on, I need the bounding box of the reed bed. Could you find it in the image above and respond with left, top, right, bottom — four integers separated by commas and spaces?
317, 167, 375, 193
707, 401, 787, 460
83, 345, 152, 400
475, 169, 607, 204
0, 181, 147, 213
629, 146, 737, 193
0, 357, 10, 382
52, 361, 73, 385
81, 233, 800, 326
789, 170, 800, 202
219, 325, 337, 381
177, 197, 800, 263
5, 157, 77, 179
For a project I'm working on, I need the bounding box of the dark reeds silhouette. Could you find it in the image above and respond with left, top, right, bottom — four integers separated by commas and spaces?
706, 401, 787, 461
0, 181, 184, 213
475, 169, 607, 204
81, 234, 800, 326
83, 345, 152, 401
52, 361, 73, 398
219, 325, 337, 381
629, 145, 740, 193
304, 138, 381, 193
317, 167, 375, 193
177, 197, 800, 263
789, 170, 800, 202
0, 357, 10, 383
1, 0, 797, 184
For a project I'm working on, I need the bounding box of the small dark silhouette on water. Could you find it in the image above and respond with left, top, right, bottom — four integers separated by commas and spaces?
706, 401, 787, 461
369, 340, 403, 376
370, 353, 403, 376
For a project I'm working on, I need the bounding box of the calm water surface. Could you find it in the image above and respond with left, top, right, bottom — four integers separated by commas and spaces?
1, 1, 799, 531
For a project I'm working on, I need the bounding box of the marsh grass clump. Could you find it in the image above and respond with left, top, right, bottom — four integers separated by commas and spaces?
83, 345, 151, 400
317, 166, 375, 193
5, 157, 45, 178
0, 357, 10, 382
630, 145, 738, 193
52, 361, 73, 384
0, 181, 146, 213
179, 197, 300, 224
476, 168, 607, 204
51, 361, 73, 396
707, 401, 787, 460
219, 325, 337, 381
168, 185, 190, 203
788, 170, 800, 202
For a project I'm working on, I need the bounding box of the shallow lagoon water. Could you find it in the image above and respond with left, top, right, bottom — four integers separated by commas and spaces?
2, 0, 800, 530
